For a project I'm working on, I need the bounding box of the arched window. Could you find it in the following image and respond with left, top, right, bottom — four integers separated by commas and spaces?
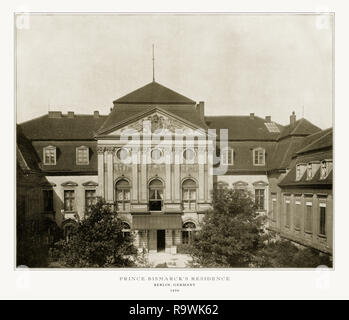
182, 221, 196, 244
115, 179, 131, 212
182, 179, 197, 211
149, 179, 163, 211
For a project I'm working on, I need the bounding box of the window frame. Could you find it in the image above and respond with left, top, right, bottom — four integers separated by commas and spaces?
183, 148, 196, 164
294, 199, 301, 230
115, 179, 131, 212
305, 201, 313, 234
285, 199, 291, 228
43, 146, 56, 165
85, 189, 97, 212
148, 179, 164, 211
64, 189, 75, 212
182, 179, 197, 211
253, 148, 265, 166
319, 203, 327, 236
254, 188, 265, 211
76, 146, 89, 165
221, 148, 234, 166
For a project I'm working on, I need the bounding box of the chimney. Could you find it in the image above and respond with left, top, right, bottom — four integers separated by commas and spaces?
290, 111, 296, 127
265, 116, 271, 122
196, 101, 205, 121
250, 113, 255, 120
67, 111, 74, 118
48, 111, 62, 118
93, 111, 100, 118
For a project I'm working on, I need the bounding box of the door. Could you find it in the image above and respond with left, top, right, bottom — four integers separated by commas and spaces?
157, 230, 165, 251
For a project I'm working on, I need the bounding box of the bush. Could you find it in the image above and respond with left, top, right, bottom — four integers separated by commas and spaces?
177, 244, 192, 254
52, 200, 138, 267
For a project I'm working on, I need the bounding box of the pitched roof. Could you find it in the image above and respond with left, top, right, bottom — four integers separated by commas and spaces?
278, 118, 321, 140
113, 81, 196, 105
17, 125, 41, 173
97, 105, 207, 135
278, 149, 333, 187
296, 128, 332, 155
205, 116, 283, 141
19, 114, 108, 140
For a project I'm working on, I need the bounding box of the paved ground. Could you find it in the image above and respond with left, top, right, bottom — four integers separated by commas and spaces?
146, 252, 192, 268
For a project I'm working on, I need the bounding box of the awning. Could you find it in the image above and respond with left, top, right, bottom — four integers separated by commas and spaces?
132, 215, 182, 230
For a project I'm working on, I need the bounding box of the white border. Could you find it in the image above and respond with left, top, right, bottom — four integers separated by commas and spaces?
2, 0, 348, 300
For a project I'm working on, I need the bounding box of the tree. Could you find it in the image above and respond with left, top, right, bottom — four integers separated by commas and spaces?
190, 187, 267, 267
52, 200, 138, 267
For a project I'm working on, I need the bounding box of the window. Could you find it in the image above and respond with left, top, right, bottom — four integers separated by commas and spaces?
319, 204, 326, 236
85, 190, 96, 211
172, 230, 176, 246
151, 148, 163, 162
183, 148, 195, 162
182, 222, 196, 244
264, 122, 280, 133
255, 189, 265, 210
64, 190, 75, 211
43, 190, 53, 212
296, 165, 302, 180
320, 160, 332, 180
221, 148, 234, 165
253, 148, 265, 166
115, 179, 131, 212
294, 200, 301, 230
116, 148, 129, 162
43, 146, 56, 165
305, 202, 313, 233
182, 179, 197, 211
149, 179, 163, 211
285, 200, 291, 227
76, 146, 89, 165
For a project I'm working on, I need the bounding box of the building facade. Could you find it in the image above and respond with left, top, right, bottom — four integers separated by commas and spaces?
18, 81, 333, 254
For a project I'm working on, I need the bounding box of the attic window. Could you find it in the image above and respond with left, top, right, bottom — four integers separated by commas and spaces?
43, 146, 56, 165
264, 122, 280, 133
76, 146, 89, 165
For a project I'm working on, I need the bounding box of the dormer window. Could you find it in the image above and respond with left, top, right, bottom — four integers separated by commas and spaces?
43, 146, 56, 165
221, 148, 234, 165
296, 163, 306, 181
320, 160, 333, 180
253, 148, 265, 166
307, 163, 313, 180
76, 146, 89, 165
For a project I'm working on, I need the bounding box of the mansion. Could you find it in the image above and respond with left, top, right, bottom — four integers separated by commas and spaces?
17, 81, 333, 255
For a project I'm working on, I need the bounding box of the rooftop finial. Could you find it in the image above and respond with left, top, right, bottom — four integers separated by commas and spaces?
152, 44, 155, 82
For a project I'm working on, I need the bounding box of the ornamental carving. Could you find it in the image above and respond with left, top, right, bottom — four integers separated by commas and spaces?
97, 146, 105, 154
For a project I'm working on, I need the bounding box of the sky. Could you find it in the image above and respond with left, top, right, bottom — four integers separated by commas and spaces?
16, 14, 333, 129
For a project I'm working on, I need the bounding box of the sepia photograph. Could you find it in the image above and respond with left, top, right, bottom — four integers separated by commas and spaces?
15, 13, 333, 269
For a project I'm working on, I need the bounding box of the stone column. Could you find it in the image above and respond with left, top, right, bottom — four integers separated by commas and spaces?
207, 143, 213, 201
198, 147, 206, 201
97, 146, 105, 199
165, 146, 172, 202
140, 146, 148, 203
174, 149, 181, 202
106, 146, 114, 203
132, 147, 139, 202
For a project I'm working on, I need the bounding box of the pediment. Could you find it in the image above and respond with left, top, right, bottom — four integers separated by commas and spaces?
252, 180, 268, 187
61, 181, 78, 187
100, 108, 206, 138
82, 181, 98, 187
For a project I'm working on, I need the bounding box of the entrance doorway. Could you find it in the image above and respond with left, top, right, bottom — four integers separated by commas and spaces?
157, 230, 165, 251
